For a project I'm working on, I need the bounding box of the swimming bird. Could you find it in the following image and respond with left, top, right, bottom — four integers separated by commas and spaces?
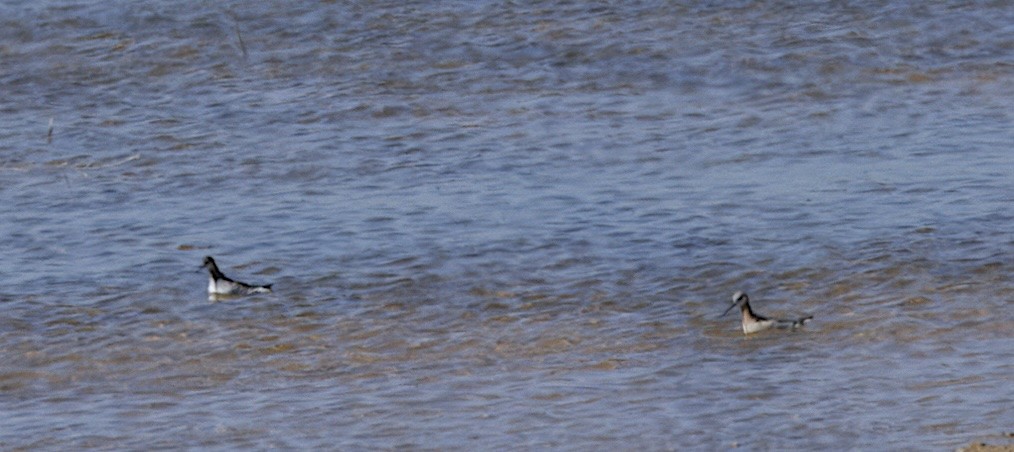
200, 256, 272, 297
722, 291, 811, 334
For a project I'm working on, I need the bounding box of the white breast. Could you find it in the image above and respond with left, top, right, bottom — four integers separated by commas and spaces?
743, 319, 774, 334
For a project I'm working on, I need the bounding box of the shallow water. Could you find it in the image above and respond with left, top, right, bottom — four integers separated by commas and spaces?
1, 1, 1012, 449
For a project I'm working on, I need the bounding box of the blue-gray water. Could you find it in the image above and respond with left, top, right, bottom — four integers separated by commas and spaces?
1, 1, 1012, 450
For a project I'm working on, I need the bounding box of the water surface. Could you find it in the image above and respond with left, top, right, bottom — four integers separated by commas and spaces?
1, 1, 1012, 449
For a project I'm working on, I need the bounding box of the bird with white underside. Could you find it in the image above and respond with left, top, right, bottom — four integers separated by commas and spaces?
722, 291, 812, 334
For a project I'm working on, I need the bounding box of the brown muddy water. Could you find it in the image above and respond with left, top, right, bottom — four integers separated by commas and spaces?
1, 1, 1011, 449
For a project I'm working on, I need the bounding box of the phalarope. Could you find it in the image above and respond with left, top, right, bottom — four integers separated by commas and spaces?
722, 291, 811, 334
200, 256, 272, 297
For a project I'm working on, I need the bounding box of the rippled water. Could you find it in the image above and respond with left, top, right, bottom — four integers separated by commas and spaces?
1, 1, 1012, 449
